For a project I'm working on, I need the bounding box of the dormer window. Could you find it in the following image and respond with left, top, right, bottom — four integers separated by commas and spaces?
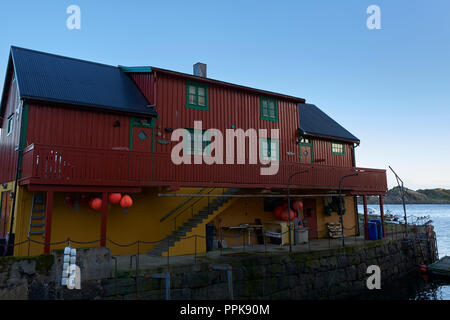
186, 81, 208, 110
260, 96, 278, 122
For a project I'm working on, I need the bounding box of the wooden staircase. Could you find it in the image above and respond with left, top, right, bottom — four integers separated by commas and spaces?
28, 193, 46, 238
148, 188, 240, 256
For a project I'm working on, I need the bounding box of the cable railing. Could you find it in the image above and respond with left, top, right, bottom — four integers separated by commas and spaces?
0, 217, 437, 300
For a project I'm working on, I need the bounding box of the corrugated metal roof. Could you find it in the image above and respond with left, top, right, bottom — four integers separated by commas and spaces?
298, 103, 359, 143
9, 46, 157, 116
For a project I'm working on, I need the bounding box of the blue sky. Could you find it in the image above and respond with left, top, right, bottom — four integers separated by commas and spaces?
1, 0, 449, 190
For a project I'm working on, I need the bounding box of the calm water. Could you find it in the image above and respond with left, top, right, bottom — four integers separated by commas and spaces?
357, 204, 450, 300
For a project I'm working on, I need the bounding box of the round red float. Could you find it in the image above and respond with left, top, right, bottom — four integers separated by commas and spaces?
108, 193, 122, 205
120, 195, 133, 213
293, 200, 303, 211
273, 206, 283, 218
280, 209, 296, 221
89, 198, 102, 211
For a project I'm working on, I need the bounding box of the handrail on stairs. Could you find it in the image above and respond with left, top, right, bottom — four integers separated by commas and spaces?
159, 187, 207, 223
171, 187, 220, 230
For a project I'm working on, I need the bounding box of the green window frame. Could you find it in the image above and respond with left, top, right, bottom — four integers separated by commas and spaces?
260, 96, 278, 122
299, 137, 314, 163
185, 128, 213, 156
259, 138, 280, 161
331, 142, 345, 155
186, 81, 209, 110
6, 115, 13, 136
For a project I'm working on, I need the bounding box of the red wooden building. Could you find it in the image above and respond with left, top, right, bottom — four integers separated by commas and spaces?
0, 47, 387, 256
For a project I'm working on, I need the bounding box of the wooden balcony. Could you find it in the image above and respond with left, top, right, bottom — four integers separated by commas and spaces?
20, 144, 387, 194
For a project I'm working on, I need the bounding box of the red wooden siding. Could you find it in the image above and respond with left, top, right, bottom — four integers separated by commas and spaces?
132, 73, 300, 161
312, 139, 353, 167
11, 70, 387, 194
0, 77, 21, 184
128, 73, 155, 105
26, 104, 131, 150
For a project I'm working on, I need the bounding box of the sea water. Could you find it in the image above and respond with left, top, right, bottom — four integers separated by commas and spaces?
357, 204, 450, 300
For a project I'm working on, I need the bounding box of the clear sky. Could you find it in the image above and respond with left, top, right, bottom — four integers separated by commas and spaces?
1, 0, 449, 190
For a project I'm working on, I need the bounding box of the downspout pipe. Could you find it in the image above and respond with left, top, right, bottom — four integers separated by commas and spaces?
5, 100, 26, 256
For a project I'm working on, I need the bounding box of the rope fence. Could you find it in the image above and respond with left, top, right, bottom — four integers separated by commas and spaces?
0, 216, 436, 272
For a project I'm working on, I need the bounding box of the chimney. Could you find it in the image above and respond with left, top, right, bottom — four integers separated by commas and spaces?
193, 62, 207, 78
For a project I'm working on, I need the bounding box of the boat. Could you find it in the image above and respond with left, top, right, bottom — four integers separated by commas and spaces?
427, 256, 450, 278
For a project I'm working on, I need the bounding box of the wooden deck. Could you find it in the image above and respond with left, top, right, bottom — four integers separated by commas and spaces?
19, 143, 387, 193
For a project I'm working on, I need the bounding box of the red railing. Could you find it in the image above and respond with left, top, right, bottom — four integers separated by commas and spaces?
20, 144, 387, 193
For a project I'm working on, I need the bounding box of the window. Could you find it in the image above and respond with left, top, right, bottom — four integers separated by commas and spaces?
186, 81, 208, 110
7, 115, 13, 136
299, 137, 311, 145
133, 117, 152, 127
260, 96, 278, 122
185, 129, 212, 155
260, 138, 279, 161
331, 142, 345, 155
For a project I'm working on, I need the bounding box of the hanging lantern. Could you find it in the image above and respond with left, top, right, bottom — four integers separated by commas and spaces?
273, 206, 283, 218
120, 194, 133, 214
89, 198, 102, 211
293, 201, 303, 211
108, 193, 122, 205
280, 208, 296, 221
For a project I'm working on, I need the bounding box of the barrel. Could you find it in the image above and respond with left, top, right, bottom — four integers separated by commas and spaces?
370, 219, 383, 239
368, 222, 378, 240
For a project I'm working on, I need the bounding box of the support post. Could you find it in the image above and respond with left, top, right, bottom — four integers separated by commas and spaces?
44, 191, 54, 254
379, 195, 386, 237
100, 192, 108, 247
363, 195, 369, 240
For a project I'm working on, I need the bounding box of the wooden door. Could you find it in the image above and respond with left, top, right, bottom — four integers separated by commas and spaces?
300, 145, 312, 164
132, 126, 153, 152
0, 192, 11, 239
303, 198, 318, 239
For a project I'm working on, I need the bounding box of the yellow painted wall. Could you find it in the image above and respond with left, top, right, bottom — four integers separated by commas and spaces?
315, 196, 357, 238
12, 186, 232, 256
211, 197, 274, 247
11, 186, 358, 257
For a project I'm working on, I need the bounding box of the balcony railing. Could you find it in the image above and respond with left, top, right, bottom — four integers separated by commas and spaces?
20, 144, 387, 193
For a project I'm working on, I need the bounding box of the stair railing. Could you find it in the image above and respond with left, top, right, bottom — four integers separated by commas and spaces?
171, 187, 218, 231
160, 187, 207, 223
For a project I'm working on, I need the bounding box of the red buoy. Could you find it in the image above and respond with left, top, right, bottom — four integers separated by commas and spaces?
108, 193, 122, 205
293, 200, 303, 211
280, 209, 297, 221
420, 264, 427, 274
120, 195, 133, 214
89, 198, 102, 211
273, 206, 283, 218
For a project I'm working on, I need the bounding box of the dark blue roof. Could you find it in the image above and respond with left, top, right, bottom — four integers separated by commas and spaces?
298, 103, 359, 143
7, 46, 157, 116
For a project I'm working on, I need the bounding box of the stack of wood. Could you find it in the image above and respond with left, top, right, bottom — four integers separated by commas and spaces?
326, 222, 342, 238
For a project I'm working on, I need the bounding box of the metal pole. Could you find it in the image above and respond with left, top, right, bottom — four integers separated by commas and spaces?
389, 166, 407, 235
338, 173, 358, 247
